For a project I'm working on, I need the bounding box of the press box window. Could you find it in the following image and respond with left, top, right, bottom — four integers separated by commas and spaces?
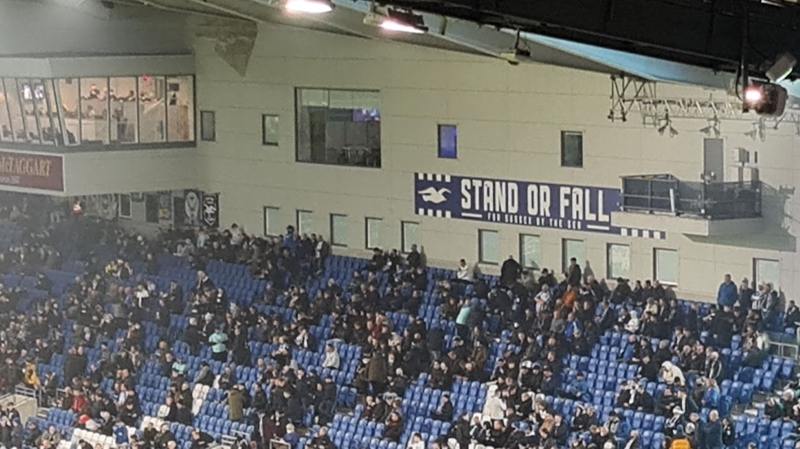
438, 124, 457, 159
562, 239, 585, 274
330, 214, 348, 247
296, 210, 313, 235
561, 131, 583, 168
365, 218, 382, 249
519, 234, 540, 269
200, 110, 216, 142
654, 248, 679, 285
401, 221, 419, 253
263, 207, 280, 236
262, 114, 279, 146
607, 244, 631, 279
479, 230, 500, 265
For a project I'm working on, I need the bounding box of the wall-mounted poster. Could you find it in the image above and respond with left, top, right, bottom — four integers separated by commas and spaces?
158, 191, 172, 220
184, 190, 201, 225
202, 193, 219, 228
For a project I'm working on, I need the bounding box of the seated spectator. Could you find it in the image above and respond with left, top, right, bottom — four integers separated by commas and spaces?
384, 412, 404, 442
455, 259, 473, 283
407, 432, 425, 449
321, 343, 340, 370
430, 394, 453, 422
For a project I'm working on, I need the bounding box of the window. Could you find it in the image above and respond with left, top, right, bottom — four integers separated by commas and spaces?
41, 80, 62, 145
654, 248, 679, 285
145, 194, 159, 223
753, 258, 780, 291
365, 218, 382, 249
167, 76, 194, 142
0, 81, 12, 142
438, 124, 458, 159
58, 78, 80, 145
118, 194, 132, 219
562, 239, 585, 274
561, 131, 583, 168
19, 79, 42, 144
200, 110, 216, 142
262, 114, 279, 145
139, 76, 166, 143
109, 77, 138, 143
263, 207, 280, 236
79, 77, 109, 144
479, 230, 500, 265
401, 221, 419, 253
4, 78, 25, 142
330, 214, 348, 247
296, 210, 313, 235
607, 244, 631, 279
295, 88, 381, 167
519, 234, 541, 269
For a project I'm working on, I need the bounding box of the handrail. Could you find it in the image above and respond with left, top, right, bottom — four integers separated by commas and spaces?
620, 174, 762, 219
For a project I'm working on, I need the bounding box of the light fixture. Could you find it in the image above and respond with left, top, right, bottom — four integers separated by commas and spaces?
364, 6, 427, 34
285, 0, 333, 14
743, 82, 787, 116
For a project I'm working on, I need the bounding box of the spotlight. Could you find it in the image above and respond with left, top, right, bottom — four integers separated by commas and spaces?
743, 82, 787, 117
285, 0, 334, 14
364, 8, 427, 34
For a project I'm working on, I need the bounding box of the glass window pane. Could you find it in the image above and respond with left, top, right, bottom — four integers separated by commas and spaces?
295, 88, 381, 167
297, 210, 313, 235
79, 77, 109, 144
402, 221, 419, 253
42, 80, 62, 145
654, 249, 679, 285
562, 239, 585, 274
58, 78, 79, 145
264, 207, 280, 236
200, 111, 215, 142
479, 230, 500, 265
330, 214, 348, 247
4, 79, 25, 142
17, 79, 40, 143
263, 114, 279, 145
438, 124, 458, 159
519, 234, 540, 269
110, 77, 138, 143
0, 81, 12, 142
167, 76, 194, 142
139, 75, 166, 143
366, 218, 382, 249
561, 131, 583, 168
607, 244, 631, 279
754, 258, 780, 291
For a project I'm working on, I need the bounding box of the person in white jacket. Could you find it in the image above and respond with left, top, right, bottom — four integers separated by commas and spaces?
481, 385, 507, 420
660, 361, 686, 387
322, 343, 341, 370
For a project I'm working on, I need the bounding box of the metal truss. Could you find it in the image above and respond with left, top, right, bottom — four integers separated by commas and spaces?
608, 75, 800, 132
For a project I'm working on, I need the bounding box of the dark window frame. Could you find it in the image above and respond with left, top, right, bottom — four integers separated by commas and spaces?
437, 124, 458, 159
560, 130, 584, 168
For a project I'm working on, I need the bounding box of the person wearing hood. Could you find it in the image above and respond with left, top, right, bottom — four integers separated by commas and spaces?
660, 361, 686, 387
625, 310, 640, 334
482, 385, 507, 420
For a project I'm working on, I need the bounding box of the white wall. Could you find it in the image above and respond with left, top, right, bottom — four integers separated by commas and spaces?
0, 1, 189, 57
64, 149, 198, 196
193, 24, 800, 301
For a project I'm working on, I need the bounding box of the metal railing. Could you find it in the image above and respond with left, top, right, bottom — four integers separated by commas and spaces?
620, 174, 762, 219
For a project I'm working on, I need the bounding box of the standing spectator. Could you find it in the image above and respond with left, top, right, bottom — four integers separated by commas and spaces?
717, 274, 737, 307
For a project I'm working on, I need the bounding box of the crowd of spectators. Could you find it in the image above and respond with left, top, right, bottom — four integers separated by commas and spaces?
0, 193, 792, 449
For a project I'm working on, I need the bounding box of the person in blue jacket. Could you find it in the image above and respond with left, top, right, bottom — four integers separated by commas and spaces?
114, 421, 130, 449
717, 274, 738, 307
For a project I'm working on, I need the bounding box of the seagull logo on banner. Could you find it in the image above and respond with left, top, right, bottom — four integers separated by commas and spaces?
418, 187, 451, 204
